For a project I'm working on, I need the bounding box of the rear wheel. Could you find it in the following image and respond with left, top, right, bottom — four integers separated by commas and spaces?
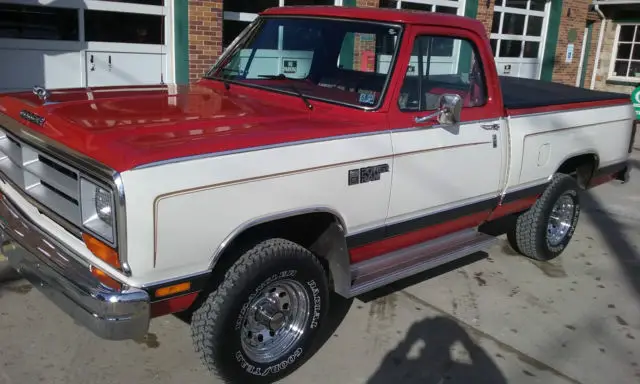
508, 174, 581, 261
191, 238, 329, 383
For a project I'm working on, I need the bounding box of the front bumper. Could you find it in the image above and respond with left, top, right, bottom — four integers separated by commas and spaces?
0, 192, 150, 340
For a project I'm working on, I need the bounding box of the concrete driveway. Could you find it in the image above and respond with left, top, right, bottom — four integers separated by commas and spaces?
1, 152, 639, 384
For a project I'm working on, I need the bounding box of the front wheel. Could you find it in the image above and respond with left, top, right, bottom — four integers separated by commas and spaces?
508, 174, 581, 261
191, 238, 330, 384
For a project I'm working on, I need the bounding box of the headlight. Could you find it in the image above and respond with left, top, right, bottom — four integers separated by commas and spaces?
80, 178, 115, 243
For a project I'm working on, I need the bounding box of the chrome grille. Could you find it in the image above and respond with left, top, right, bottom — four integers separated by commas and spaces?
0, 127, 81, 226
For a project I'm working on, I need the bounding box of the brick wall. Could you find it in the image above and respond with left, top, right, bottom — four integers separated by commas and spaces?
353, 0, 380, 70
476, 0, 496, 39
581, 12, 602, 89
188, 0, 223, 81
551, 0, 589, 86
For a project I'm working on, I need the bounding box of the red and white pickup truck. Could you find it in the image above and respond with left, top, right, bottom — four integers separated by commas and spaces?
0, 6, 636, 383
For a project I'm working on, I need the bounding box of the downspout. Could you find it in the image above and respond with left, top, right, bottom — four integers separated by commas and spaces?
590, 3, 606, 90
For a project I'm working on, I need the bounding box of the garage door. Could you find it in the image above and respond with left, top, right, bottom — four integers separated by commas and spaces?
490, 0, 550, 79
0, 0, 171, 92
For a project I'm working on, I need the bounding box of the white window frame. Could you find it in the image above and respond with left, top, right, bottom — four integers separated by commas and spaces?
490, 0, 550, 79
0, 0, 174, 85
389, 0, 464, 15
608, 22, 640, 83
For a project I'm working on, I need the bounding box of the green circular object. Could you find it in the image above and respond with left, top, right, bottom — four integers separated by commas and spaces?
631, 86, 640, 119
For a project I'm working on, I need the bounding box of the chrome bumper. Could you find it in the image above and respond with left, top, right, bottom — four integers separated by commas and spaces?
0, 191, 150, 340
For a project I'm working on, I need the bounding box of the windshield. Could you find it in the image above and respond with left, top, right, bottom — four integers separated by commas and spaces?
207, 16, 403, 109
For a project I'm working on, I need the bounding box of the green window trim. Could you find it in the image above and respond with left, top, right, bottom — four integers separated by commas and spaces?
175, 0, 189, 84
541, 0, 563, 82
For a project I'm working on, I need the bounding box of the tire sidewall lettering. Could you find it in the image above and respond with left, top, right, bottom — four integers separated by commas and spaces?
307, 279, 321, 329
235, 347, 303, 377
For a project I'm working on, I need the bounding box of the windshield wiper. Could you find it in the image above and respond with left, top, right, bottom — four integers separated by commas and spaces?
204, 68, 243, 90
257, 74, 313, 110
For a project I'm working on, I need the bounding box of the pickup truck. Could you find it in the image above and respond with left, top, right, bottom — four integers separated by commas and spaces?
0, 5, 635, 384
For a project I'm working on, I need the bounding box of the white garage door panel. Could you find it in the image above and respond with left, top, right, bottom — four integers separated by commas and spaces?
0, 50, 82, 92
86, 51, 166, 87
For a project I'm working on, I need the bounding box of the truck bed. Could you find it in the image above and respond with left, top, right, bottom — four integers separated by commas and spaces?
499, 76, 629, 110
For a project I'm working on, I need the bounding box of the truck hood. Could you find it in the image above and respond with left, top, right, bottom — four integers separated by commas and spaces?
0, 83, 366, 172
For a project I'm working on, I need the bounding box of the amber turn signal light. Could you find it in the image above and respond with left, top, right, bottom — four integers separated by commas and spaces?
90, 266, 122, 291
155, 282, 191, 298
82, 233, 121, 270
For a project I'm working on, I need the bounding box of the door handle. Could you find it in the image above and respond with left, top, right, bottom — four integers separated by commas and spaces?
480, 123, 500, 131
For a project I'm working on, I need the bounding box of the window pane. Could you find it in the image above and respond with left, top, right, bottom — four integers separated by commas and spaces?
635, 26, 640, 42
633, 45, 640, 60
530, 0, 546, 11
523, 41, 539, 58
0, 4, 78, 41
613, 60, 630, 77
85, 11, 164, 44
435, 6, 458, 15
617, 43, 632, 60
629, 61, 640, 77
402, 2, 432, 12
499, 40, 522, 57
94, 0, 163, 4
526, 16, 543, 36
490, 39, 498, 55
285, 0, 334, 5
501, 13, 525, 35
223, 20, 251, 47
224, 0, 279, 13
619, 25, 635, 42
504, 0, 526, 9
399, 36, 486, 111
491, 12, 501, 34
379, 0, 399, 8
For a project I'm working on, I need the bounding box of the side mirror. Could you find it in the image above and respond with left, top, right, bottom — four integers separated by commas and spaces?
437, 94, 462, 126
414, 93, 463, 126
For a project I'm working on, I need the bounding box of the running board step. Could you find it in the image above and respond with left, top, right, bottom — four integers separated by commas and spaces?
348, 229, 497, 297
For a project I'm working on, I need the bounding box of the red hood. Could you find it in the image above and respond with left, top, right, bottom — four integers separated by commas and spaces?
0, 82, 380, 172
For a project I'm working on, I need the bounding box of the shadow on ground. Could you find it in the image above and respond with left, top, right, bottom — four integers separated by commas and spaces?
367, 315, 507, 384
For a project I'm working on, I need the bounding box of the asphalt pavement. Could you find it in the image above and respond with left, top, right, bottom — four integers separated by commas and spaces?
1, 151, 639, 384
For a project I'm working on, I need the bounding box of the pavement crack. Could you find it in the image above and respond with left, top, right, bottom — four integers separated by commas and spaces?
399, 290, 583, 384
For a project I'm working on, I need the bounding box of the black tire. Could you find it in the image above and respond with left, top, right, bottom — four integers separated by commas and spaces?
191, 238, 330, 384
510, 174, 581, 261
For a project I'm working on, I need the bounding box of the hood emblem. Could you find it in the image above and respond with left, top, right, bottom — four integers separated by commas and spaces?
33, 85, 51, 103
20, 110, 46, 126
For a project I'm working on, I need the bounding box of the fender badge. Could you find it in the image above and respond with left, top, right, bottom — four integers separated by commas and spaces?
20, 110, 46, 126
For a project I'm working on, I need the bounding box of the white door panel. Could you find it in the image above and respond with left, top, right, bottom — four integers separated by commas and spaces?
387, 122, 504, 224
85, 51, 166, 87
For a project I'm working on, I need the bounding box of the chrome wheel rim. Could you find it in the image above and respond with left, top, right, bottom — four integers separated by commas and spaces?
240, 279, 309, 364
547, 194, 575, 246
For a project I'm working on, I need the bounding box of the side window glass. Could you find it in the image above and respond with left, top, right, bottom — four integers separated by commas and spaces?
398, 35, 487, 112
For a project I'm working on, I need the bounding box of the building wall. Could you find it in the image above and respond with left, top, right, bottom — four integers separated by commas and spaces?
550, 0, 589, 86
188, 0, 223, 81
475, 0, 496, 39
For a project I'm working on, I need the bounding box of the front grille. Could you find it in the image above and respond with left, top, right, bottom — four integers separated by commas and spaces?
0, 127, 81, 226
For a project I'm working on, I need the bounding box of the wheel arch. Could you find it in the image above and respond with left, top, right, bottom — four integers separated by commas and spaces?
206, 207, 352, 297
554, 151, 600, 189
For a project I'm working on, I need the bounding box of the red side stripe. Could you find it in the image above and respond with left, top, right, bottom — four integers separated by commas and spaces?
349, 196, 539, 264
